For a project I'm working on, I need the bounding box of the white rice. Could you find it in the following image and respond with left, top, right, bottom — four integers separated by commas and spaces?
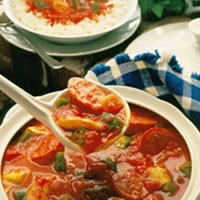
10, 0, 128, 36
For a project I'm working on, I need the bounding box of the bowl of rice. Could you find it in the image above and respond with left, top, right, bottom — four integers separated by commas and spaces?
3, 0, 138, 44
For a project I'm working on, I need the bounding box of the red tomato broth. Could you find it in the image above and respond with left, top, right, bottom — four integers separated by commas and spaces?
1, 103, 191, 200
25, 0, 114, 26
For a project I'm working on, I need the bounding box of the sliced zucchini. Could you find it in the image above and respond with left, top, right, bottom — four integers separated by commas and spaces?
72, 128, 86, 145
115, 136, 132, 149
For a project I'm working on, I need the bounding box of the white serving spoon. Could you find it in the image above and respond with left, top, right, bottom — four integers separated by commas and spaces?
0, 75, 130, 153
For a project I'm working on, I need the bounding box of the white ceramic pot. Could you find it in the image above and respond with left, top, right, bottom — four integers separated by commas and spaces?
0, 86, 200, 199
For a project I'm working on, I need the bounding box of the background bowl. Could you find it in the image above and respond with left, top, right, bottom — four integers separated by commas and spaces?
3, 0, 138, 44
0, 86, 200, 199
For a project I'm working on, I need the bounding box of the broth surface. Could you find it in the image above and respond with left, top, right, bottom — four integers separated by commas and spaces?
1, 104, 191, 200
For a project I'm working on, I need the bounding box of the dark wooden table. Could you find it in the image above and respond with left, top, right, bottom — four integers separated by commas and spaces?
0, 14, 191, 124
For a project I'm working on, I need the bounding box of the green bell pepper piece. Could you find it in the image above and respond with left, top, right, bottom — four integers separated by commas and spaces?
55, 97, 69, 108
54, 152, 66, 173
91, 3, 100, 13
162, 182, 177, 196
101, 112, 123, 132
179, 161, 192, 178
102, 157, 117, 172
33, 0, 49, 9
14, 189, 26, 200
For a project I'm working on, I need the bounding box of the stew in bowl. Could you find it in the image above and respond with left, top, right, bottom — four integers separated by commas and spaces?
1, 86, 194, 200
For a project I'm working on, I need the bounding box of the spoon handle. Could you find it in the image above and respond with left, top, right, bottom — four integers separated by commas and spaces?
13, 26, 64, 70
0, 75, 51, 125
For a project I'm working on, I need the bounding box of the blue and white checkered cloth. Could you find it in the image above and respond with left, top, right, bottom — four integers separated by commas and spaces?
86, 50, 200, 130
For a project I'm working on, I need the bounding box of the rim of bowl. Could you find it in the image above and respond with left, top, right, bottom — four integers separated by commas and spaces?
0, 86, 200, 199
3, 0, 138, 39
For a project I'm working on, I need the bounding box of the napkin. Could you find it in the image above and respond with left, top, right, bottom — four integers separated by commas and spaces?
85, 50, 200, 130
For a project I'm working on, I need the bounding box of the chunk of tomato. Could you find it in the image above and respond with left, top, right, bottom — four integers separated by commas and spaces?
140, 128, 174, 155
4, 145, 21, 161
30, 133, 64, 165
68, 77, 106, 113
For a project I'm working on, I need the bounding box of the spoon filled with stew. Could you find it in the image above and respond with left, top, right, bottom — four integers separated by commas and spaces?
0, 75, 130, 153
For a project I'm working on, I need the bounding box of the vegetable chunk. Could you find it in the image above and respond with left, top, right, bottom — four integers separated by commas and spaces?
100, 93, 124, 114
144, 167, 171, 188
26, 176, 54, 200
14, 189, 26, 200
101, 112, 123, 131
54, 104, 106, 131
57, 115, 105, 131
84, 185, 111, 200
3, 168, 30, 185
54, 152, 66, 173
162, 182, 177, 196
114, 135, 132, 149
179, 161, 192, 178
52, 0, 69, 13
